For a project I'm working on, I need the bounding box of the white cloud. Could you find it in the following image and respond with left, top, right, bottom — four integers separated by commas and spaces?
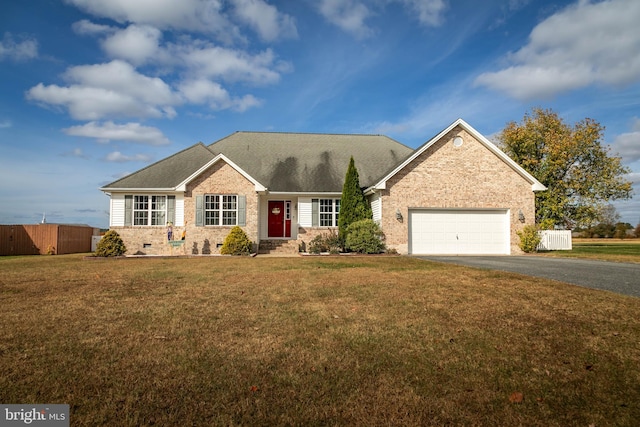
101, 25, 162, 65
72, 19, 114, 35
176, 43, 285, 85
105, 151, 154, 163
0, 32, 38, 61
627, 172, 640, 185
27, 84, 161, 120
30, 3, 291, 123
400, 0, 446, 27
475, 0, 640, 100
0, 120, 11, 129
178, 79, 262, 112
65, 0, 243, 44
612, 131, 640, 164
63, 121, 171, 145
318, 0, 373, 39
231, 94, 262, 112
231, 0, 297, 41
64, 60, 177, 106
316, 0, 446, 38
179, 79, 228, 105
26, 60, 179, 120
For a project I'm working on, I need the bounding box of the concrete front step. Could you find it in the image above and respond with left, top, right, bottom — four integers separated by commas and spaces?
258, 239, 300, 255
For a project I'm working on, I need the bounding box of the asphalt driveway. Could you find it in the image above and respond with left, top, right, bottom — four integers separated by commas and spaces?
417, 256, 640, 298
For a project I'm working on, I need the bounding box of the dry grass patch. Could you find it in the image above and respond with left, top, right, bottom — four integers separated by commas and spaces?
1, 255, 639, 426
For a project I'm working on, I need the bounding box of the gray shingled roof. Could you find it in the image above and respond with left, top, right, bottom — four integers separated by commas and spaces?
209, 132, 414, 192
101, 143, 215, 189
102, 132, 415, 192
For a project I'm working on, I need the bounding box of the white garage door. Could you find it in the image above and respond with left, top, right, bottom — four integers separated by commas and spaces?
409, 209, 509, 255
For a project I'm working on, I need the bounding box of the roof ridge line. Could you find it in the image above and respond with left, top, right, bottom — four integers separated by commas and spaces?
228, 130, 388, 137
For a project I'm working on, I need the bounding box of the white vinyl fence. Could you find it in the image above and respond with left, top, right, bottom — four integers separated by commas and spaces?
91, 235, 103, 252
537, 230, 572, 251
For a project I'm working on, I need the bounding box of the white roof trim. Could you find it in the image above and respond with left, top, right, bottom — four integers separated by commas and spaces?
175, 153, 267, 192
367, 118, 547, 192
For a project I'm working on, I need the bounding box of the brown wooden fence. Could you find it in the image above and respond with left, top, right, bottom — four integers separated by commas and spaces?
0, 224, 100, 256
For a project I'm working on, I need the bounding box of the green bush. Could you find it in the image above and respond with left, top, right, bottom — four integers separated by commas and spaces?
307, 229, 341, 254
338, 156, 372, 244
220, 226, 253, 255
517, 225, 541, 253
95, 230, 127, 257
345, 219, 385, 254
538, 219, 556, 230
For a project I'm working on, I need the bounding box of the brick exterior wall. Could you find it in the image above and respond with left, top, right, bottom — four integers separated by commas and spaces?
184, 161, 259, 255
379, 127, 536, 255
110, 226, 183, 256
113, 161, 259, 256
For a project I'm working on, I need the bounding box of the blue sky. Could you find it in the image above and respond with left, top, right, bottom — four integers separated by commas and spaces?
1, 0, 639, 228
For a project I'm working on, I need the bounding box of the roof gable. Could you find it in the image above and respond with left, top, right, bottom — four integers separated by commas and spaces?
175, 153, 266, 192
369, 119, 546, 192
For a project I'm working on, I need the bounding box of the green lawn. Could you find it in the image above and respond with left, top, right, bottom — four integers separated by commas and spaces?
541, 239, 640, 263
1, 254, 639, 426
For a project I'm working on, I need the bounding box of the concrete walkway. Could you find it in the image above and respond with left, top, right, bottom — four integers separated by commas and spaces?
417, 256, 640, 298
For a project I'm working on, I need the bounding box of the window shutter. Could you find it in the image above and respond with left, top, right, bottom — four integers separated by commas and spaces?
312, 198, 319, 227
195, 195, 204, 226
124, 195, 133, 226
237, 195, 246, 226
167, 195, 175, 224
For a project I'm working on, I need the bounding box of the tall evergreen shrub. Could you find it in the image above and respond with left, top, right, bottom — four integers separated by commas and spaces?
338, 156, 372, 244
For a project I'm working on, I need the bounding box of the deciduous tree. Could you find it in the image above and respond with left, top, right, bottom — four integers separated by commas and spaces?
498, 108, 632, 228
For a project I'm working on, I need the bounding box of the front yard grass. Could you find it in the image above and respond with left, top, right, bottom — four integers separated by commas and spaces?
540, 238, 640, 263
1, 255, 639, 426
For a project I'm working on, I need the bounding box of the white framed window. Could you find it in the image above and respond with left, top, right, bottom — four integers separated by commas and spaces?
319, 198, 340, 227
133, 195, 167, 226
205, 195, 237, 226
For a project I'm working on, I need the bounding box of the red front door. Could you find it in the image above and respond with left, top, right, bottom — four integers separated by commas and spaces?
268, 201, 291, 238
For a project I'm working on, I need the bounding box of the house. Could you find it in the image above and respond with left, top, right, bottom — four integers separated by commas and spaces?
100, 119, 546, 255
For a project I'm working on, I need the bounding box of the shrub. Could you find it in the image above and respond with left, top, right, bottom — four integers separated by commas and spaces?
345, 219, 385, 254
308, 229, 341, 254
538, 219, 556, 230
517, 225, 541, 253
338, 157, 372, 243
308, 235, 326, 254
95, 230, 127, 257
220, 226, 253, 255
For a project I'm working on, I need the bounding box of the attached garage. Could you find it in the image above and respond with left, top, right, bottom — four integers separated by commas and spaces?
409, 209, 510, 255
